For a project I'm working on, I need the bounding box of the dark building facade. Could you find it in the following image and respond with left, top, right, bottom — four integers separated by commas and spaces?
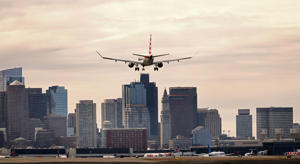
256, 107, 293, 139
140, 74, 158, 136
68, 113, 76, 133
101, 128, 148, 151
27, 88, 49, 120
116, 98, 123, 128
35, 129, 57, 147
45, 115, 67, 137
0, 92, 6, 128
196, 108, 222, 139
169, 87, 197, 138
6, 81, 29, 141
0, 67, 24, 92
28, 118, 44, 140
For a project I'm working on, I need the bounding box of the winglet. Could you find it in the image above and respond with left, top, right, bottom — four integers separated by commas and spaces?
96, 51, 103, 58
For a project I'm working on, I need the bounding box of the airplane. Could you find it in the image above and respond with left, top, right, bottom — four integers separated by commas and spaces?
96, 34, 192, 71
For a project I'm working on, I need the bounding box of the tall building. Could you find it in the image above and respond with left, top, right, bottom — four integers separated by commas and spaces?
122, 82, 147, 107
28, 118, 44, 140
0, 67, 24, 92
160, 89, 171, 148
256, 107, 293, 139
6, 80, 29, 141
46, 86, 68, 135
169, 87, 197, 138
67, 113, 76, 136
197, 108, 222, 139
101, 128, 148, 151
122, 82, 150, 133
123, 104, 150, 132
75, 100, 97, 148
236, 109, 252, 139
46, 86, 68, 117
0, 92, 6, 128
45, 115, 67, 137
101, 99, 122, 129
140, 74, 158, 136
68, 113, 76, 128
116, 98, 123, 128
192, 126, 212, 146
27, 88, 48, 120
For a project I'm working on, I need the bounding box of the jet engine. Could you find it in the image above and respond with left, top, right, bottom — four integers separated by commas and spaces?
128, 63, 134, 68
157, 62, 163, 68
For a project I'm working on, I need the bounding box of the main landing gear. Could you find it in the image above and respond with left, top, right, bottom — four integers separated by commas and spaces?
135, 66, 145, 71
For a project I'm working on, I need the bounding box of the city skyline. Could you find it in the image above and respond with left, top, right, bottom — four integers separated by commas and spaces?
0, 67, 298, 138
1, 0, 300, 137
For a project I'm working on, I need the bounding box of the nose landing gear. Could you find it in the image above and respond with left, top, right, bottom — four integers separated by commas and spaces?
154, 67, 159, 71
135, 67, 140, 71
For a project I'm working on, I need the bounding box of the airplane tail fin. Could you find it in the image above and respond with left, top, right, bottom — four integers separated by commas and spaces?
149, 34, 152, 55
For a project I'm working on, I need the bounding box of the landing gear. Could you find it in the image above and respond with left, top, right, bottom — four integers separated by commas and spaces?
135, 67, 140, 71
142, 67, 145, 71
154, 67, 159, 71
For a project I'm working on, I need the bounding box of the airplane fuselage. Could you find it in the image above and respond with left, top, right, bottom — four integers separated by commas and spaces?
142, 57, 154, 67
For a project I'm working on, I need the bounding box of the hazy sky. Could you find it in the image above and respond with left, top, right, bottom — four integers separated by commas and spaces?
1, 0, 300, 137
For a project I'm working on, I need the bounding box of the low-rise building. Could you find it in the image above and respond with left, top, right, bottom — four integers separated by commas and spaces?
101, 128, 147, 151
169, 135, 192, 150
192, 126, 212, 146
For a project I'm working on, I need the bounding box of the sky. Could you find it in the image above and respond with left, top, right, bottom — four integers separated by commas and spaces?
1, 0, 300, 137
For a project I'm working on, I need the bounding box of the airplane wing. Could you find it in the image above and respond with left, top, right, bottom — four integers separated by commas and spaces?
96, 51, 142, 64
153, 57, 192, 64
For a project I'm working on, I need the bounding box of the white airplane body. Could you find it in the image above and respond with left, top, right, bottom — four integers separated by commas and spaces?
96, 35, 191, 71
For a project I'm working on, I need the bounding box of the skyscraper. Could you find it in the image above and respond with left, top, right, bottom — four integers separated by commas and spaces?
6, 80, 29, 141
256, 107, 293, 139
46, 86, 68, 117
122, 82, 147, 107
122, 82, 150, 133
46, 86, 68, 135
123, 104, 150, 132
45, 115, 67, 137
27, 88, 48, 120
160, 89, 171, 148
197, 108, 222, 139
0, 67, 24, 92
101, 99, 123, 129
68, 113, 76, 136
236, 109, 252, 139
169, 87, 197, 138
76, 100, 97, 148
140, 74, 158, 136
0, 92, 6, 128
116, 98, 123, 128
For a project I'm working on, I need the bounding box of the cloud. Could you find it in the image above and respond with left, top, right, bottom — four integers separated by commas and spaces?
1, 0, 300, 136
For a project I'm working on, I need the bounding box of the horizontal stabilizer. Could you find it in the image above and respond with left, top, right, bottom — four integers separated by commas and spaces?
132, 54, 149, 57
152, 54, 170, 58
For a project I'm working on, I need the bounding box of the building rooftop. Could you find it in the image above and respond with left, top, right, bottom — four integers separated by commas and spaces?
9, 80, 23, 86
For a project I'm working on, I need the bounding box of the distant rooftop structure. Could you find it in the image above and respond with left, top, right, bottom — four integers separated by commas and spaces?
10, 80, 23, 86
0, 67, 24, 91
